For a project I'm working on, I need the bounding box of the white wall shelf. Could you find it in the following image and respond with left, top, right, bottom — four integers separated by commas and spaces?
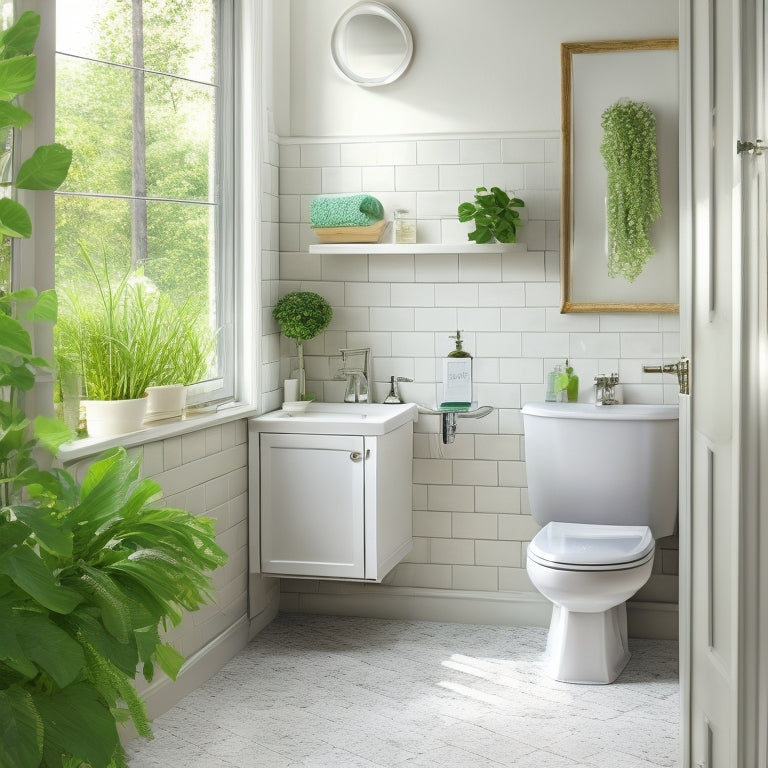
307, 242, 527, 255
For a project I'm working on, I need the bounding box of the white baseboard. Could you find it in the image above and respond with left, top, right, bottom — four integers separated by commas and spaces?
279, 586, 679, 640
130, 589, 281, 732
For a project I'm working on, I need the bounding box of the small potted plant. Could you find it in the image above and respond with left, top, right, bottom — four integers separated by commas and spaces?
458, 186, 525, 243
273, 291, 332, 401
143, 292, 216, 422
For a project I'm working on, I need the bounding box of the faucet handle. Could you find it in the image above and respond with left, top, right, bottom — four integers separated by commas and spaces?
383, 375, 413, 404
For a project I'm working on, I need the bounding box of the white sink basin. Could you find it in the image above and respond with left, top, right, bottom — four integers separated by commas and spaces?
252, 401, 419, 436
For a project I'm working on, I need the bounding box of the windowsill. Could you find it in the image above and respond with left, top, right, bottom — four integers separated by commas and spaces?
57, 402, 259, 463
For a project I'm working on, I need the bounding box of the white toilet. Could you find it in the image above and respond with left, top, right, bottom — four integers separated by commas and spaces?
521, 402, 679, 684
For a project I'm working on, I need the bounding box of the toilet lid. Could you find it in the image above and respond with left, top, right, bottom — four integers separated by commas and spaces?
528, 522, 654, 568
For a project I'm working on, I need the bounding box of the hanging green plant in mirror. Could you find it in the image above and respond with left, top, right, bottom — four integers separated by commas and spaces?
600, 99, 662, 282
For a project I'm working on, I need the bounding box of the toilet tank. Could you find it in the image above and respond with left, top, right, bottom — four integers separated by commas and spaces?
521, 403, 679, 538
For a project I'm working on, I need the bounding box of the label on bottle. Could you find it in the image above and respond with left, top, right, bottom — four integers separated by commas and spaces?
441, 358, 472, 406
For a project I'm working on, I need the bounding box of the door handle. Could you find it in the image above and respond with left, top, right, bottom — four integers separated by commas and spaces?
642, 356, 690, 395
350, 452, 362, 462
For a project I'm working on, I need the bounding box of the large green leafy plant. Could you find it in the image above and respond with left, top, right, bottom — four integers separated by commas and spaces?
273, 291, 332, 400
600, 99, 662, 282
457, 186, 525, 243
0, 12, 226, 768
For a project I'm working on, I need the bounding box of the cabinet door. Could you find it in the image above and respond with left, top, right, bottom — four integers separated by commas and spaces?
260, 432, 365, 578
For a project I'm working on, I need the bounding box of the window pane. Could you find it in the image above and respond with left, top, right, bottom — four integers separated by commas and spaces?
57, 58, 214, 201
56, 57, 133, 197
56, 0, 215, 83
54, 0, 230, 403
55, 195, 219, 378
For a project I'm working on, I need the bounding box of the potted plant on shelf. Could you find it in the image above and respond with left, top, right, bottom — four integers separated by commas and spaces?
457, 186, 525, 243
273, 291, 332, 401
0, 10, 227, 768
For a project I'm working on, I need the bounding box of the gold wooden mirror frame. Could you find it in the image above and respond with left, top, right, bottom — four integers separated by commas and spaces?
560, 39, 679, 313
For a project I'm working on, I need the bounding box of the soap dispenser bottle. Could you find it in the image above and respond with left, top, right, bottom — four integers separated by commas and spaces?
440, 331, 473, 408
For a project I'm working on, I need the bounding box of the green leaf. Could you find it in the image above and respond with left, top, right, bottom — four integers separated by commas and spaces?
2, 611, 86, 689
33, 415, 72, 456
16, 143, 73, 191
34, 684, 120, 768
79, 564, 131, 643
0, 364, 35, 390
154, 642, 184, 681
0, 54, 36, 100
0, 11, 41, 58
0, 101, 31, 130
24, 289, 57, 322
0, 311, 32, 355
10, 504, 73, 558
0, 544, 81, 614
0, 197, 32, 238
64, 607, 139, 678
0, 686, 43, 768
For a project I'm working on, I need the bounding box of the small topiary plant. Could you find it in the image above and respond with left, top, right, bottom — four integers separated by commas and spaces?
273, 291, 332, 400
458, 186, 525, 243
600, 99, 662, 282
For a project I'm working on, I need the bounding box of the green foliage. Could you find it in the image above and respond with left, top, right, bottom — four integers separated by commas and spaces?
0, 443, 227, 768
600, 100, 662, 282
54, 0, 214, 319
56, 245, 215, 399
0, 11, 226, 766
273, 291, 332, 342
457, 186, 525, 244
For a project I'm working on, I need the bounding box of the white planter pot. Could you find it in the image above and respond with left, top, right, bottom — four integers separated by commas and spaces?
82, 397, 148, 438
144, 384, 187, 422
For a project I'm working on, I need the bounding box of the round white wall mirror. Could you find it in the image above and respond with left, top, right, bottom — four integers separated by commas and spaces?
331, 2, 413, 87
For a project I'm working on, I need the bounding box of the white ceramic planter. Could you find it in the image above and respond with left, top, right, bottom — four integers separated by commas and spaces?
144, 384, 187, 422
82, 397, 148, 438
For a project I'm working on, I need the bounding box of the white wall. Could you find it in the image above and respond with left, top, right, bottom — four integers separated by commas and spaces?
279, 0, 678, 137
269, 0, 681, 636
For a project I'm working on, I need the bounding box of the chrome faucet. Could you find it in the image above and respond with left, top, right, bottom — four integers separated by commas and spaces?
383, 375, 413, 404
594, 373, 620, 405
340, 348, 371, 403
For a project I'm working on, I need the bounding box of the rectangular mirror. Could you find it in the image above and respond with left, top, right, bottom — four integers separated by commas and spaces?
561, 39, 679, 313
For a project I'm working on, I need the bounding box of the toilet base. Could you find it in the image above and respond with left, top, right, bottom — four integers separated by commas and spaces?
545, 602, 630, 684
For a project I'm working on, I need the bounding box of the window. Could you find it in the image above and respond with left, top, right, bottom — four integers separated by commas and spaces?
54, 0, 234, 403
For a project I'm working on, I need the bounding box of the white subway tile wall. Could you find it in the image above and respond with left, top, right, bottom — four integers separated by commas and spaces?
276, 134, 680, 606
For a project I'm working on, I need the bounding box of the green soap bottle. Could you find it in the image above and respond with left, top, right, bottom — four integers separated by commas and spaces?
441, 331, 473, 408
565, 359, 579, 402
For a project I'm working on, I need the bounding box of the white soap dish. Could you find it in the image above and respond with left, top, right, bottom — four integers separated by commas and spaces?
282, 400, 311, 415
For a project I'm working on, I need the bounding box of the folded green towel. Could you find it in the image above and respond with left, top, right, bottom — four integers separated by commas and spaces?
310, 194, 385, 228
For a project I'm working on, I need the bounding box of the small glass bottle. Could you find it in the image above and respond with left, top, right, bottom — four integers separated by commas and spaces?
394, 209, 417, 244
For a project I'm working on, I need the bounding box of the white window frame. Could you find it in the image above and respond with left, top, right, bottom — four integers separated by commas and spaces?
52, 0, 237, 407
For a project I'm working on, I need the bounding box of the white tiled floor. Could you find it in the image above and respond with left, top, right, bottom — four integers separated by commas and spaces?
126, 614, 679, 767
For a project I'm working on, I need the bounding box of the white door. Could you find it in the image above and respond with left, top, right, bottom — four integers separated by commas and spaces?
260, 432, 366, 579
683, 0, 766, 765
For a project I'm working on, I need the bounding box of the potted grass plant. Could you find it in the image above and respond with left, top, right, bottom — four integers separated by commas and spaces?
0, 10, 227, 767
56, 247, 215, 434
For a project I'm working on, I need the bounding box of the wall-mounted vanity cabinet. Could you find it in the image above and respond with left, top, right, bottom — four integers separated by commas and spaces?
248, 403, 417, 581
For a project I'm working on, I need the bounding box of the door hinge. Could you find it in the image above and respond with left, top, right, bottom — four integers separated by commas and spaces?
737, 139, 767, 155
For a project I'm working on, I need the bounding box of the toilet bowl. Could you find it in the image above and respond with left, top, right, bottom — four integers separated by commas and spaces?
521, 402, 679, 685
527, 521, 655, 683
